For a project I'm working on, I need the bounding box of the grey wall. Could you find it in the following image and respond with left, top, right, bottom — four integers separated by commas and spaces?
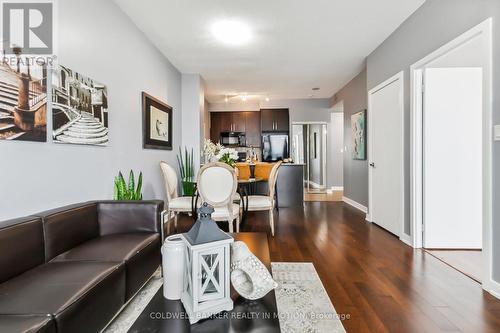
331, 68, 368, 206
0, 0, 182, 220
365, 0, 500, 282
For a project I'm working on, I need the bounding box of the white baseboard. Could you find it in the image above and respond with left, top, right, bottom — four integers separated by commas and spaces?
399, 233, 413, 247
307, 180, 325, 190
485, 278, 500, 300
342, 196, 367, 214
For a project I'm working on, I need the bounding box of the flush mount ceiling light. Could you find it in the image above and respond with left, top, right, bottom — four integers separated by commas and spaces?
211, 20, 252, 46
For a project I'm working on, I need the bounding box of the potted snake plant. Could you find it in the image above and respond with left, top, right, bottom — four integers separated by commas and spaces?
113, 170, 143, 200
177, 147, 195, 196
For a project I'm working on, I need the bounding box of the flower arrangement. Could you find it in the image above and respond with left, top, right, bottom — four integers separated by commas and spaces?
215, 147, 239, 167
203, 139, 239, 167
203, 139, 224, 162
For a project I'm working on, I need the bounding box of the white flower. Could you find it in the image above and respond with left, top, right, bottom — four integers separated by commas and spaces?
215, 147, 238, 162
203, 139, 223, 160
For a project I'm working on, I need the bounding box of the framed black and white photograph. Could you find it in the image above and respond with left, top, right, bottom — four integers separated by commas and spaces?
52, 65, 109, 146
142, 92, 172, 150
0, 52, 47, 142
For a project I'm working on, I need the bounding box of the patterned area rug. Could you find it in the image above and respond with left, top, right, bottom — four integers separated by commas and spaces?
104, 263, 346, 333
272, 262, 346, 333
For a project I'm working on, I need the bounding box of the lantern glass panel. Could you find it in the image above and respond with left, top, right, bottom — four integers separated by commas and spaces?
199, 248, 224, 301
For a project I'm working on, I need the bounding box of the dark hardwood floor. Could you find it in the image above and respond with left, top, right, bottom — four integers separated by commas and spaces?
174, 202, 500, 333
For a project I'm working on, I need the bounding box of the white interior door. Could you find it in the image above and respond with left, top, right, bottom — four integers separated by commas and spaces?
423, 67, 482, 249
369, 74, 404, 237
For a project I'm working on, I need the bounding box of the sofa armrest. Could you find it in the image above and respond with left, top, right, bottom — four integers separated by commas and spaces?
96, 200, 164, 236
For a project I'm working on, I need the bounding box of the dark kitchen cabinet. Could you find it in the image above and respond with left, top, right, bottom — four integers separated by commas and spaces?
232, 112, 246, 132
261, 109, 275, 132
274, 109, 290, 131
244, 111, 261, 147
261, 108, 289, 132
210, 112, 222, 143
220, 113, 233, 132
210, 111, 261, 146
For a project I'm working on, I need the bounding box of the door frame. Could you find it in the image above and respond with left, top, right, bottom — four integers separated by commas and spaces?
292, 121, 328, 192
409, 19, 493, 291
367, 71, 405, 241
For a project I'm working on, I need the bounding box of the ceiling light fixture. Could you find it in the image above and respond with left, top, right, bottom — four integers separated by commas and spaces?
211, 20, 251, 46
265, 96, 270, 102
241, 95, 247, 102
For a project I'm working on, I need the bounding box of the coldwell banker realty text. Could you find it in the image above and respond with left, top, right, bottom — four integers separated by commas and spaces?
0, 0, 54, 141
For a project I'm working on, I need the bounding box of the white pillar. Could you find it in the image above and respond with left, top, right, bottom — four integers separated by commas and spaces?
181, 74, 206, 173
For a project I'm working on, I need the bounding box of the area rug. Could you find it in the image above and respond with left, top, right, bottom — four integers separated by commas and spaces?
104, 263, 346, 333
271, 262, 346, 333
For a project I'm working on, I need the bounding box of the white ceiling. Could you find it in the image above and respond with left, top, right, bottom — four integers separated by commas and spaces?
114, 0, 425, 103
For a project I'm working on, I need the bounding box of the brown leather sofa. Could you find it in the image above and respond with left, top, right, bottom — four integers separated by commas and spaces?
0, 200, 164, 333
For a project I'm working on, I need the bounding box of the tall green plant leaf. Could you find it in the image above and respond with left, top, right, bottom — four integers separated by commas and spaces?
117, 172, 127, 200
135, 172, 143, 200
128, 170, 135, 194
113, 177, 119, 200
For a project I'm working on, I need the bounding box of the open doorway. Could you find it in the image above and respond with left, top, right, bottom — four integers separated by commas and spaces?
410, 19, 492, 285
292, 123, 329, 198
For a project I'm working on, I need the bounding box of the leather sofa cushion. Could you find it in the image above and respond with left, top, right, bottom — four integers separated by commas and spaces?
0, 262, 124, 328
97, 201, 163, 236
52, 233, 159, 262
0, 315, 55, 333
0, 216, 44, 283
52, 233, 161, 300
36, 202, 99, 261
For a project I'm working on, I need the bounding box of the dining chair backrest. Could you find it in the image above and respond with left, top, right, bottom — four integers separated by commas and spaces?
268, 161, 283, 199
197, 162, 237, 208
160, 161, 178, 203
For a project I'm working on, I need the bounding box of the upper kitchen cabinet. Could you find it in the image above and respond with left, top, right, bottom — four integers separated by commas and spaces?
232, 112, 246, 132
244, 111, 261, 147
210, 111, 261, 146
210, 112, 222, 143
261, 108, 289, 132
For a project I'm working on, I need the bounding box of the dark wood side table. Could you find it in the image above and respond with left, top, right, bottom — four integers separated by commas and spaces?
128, 232, 280, 333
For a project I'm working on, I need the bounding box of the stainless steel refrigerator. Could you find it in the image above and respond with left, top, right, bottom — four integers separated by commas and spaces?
262, 133, 289, 162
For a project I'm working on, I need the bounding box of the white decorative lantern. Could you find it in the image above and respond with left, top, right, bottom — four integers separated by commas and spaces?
180, 203, 234, 324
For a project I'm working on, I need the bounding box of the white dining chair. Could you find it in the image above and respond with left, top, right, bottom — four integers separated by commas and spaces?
246, 161, 282, 236
160, 161, 196, 232
197, 162, 240, 233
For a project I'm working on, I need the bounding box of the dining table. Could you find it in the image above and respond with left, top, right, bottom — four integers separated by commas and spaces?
183, 176, 266, 223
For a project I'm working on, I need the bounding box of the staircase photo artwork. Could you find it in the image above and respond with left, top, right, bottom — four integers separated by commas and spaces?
0, 52, 48, 142
52, 65, 109, 146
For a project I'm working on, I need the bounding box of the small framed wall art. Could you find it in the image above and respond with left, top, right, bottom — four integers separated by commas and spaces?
351, 109, 366, 160
142, 92, 172, 150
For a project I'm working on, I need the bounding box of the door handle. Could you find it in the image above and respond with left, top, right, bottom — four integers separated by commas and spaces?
369, 162, 375, 168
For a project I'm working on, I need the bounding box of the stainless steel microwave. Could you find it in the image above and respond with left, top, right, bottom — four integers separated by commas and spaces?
220, 132, 246, 146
